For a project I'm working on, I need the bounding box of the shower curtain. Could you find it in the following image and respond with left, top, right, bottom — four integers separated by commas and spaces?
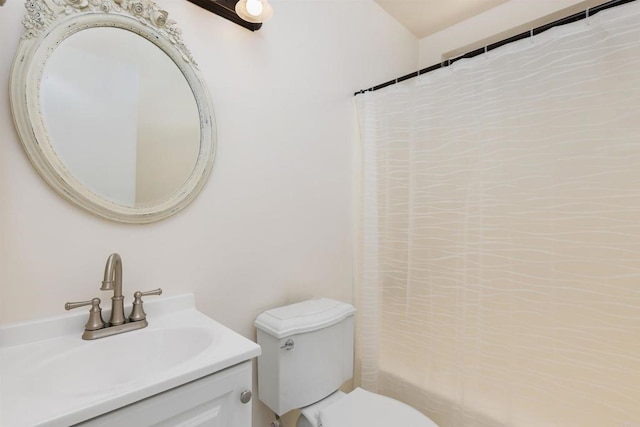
355, 2, 640, 427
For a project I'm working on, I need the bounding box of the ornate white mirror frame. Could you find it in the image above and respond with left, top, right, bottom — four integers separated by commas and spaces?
10, 0, 216, 223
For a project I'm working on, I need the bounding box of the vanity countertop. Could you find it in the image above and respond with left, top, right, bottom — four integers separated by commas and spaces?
0, 294, 261, 427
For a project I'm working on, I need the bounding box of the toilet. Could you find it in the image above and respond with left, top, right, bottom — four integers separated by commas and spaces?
255, 298, 439, 427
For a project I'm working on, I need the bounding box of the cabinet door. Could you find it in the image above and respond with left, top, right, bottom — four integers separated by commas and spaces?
76, 362, 253, 427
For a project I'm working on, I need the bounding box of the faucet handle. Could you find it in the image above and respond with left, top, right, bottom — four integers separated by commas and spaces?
129, 288, 162, 322
65, 298, 106, 331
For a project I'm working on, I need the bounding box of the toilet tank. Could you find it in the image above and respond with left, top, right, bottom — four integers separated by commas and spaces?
255, 298, 356, 415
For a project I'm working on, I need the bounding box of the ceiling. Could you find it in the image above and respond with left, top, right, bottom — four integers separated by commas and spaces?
374, 0, 510, 39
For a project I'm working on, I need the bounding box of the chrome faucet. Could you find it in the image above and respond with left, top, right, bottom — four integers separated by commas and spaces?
101, 253, 126, 326
65, 253, 162, 340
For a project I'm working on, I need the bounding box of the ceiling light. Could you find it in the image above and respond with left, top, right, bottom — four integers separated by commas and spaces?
235, 0, 273, 23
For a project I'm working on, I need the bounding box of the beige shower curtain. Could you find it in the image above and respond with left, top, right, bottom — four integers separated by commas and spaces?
355, 2, 640, 426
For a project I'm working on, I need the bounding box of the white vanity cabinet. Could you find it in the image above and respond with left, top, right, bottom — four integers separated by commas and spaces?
76, 361, 253, 426
0, 294, 261, 427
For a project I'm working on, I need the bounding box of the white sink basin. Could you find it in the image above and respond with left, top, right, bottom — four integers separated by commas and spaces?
0, 294, 261, 427
36, 326, 214, 397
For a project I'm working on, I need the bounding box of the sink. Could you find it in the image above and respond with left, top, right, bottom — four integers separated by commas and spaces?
35, 326, 214, 397
0, 294, 261, 427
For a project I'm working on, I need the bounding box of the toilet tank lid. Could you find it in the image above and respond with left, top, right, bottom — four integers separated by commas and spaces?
255, 298, 356, 339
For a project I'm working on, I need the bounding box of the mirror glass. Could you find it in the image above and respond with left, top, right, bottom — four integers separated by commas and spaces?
40, 27, 200, 207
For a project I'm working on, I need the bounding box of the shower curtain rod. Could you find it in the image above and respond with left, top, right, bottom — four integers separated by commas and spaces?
354, 0, 636, 96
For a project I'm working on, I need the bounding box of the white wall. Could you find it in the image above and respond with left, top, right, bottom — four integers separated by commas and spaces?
0, 0, 416, 425
419, 0, 596, 67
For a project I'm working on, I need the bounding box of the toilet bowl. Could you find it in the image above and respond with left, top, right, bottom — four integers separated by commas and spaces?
255, 298, 439, 427
298, 388, 438, 427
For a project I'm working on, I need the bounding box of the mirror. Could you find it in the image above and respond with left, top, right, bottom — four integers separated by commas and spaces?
41, 27, 201, 207
10, 0, 215, 223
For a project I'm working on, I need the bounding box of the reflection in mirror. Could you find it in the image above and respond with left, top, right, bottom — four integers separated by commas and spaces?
40, 27, 200, 207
